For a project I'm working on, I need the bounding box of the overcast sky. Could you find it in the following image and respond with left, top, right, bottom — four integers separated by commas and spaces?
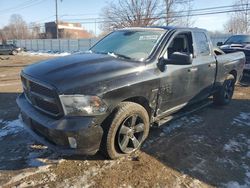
0, 0, 235, 34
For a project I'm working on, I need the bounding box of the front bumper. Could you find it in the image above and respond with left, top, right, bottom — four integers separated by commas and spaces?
16, 93, 103, 156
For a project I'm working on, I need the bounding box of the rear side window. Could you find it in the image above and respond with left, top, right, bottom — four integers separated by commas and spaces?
193, 32, 210, 56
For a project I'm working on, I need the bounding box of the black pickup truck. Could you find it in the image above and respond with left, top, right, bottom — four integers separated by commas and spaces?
17, 27, 245, 159
217, 35, 250, 74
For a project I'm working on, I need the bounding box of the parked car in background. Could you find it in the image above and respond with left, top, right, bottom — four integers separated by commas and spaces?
17, 27, 245, 159
0, 44, 22, 55
217, 35, 250, 73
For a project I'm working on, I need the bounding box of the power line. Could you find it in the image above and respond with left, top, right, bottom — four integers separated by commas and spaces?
32, 15, 55, 23
59, 8, 250, 25
59, 3, 249, 20
61, 7, 250, 23
55, 0, 59, 39
19, 3, 250, 30
0, 0, 47, 15
58, 4, 250, 22
190, 4, 249, 12
0, 0, 38, 12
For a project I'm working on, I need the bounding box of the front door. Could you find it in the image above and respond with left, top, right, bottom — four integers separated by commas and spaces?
157, 31, 195, 116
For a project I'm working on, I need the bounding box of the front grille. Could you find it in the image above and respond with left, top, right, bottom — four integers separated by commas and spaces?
21, 74, 62, 117
30, 81, 55, 98
34, 97, 60, 114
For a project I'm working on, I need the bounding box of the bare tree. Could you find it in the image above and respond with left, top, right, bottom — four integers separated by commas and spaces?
162, 0, 194, 26
163, 0, 176, 25
177, 0, 195, 27
30, 22, 41, 39
224, 0, 250, 34
8, 14, 30, 39
1, 14, 30, 40
0, 30, 6, 44
100, 0, 160, 32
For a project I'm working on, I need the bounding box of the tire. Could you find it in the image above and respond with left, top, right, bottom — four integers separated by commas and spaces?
213, 74, 236, 105
101, 102, 150, 159
11, 50, 18, 55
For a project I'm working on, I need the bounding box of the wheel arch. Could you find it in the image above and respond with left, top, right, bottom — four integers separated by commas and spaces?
123, 96, 152, 121
229, 70, 237, 80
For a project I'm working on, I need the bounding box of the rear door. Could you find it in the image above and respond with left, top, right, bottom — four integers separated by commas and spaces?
190, 31, 217, 102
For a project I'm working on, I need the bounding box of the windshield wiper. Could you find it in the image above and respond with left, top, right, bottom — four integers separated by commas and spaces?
107, 52, 132, 60
91, 51, 106, 55
92, 51, 132, 60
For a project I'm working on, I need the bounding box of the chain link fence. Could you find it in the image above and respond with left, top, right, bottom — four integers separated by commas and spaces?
7, 38, 100, 52
7, 35, 231, 53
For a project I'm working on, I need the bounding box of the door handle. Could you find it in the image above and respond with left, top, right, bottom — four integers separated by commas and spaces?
209, 63, 216, 67
188, 67, 198, 72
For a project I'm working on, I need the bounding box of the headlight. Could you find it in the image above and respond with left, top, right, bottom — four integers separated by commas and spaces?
59, 95, 107, 116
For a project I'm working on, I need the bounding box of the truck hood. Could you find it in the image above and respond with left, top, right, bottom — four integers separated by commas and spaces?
220, 43, 250, 50
23, 53, 144, 94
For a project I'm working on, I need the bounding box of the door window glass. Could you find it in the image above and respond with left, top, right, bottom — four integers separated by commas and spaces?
193, 32, 210, 56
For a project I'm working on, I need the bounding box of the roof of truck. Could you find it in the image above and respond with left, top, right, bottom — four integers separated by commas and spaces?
121, 26, 206, 32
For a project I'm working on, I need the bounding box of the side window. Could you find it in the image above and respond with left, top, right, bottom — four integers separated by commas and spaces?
193, 32, 210, 56
164, 32, 193, 59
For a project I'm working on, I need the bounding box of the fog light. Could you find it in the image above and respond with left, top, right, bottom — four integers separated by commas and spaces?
68, 137, 77, 149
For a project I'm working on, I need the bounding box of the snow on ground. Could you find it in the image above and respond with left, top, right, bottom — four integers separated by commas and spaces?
20, 51, 71, 57
143, 115, 203, 149
223, 134, 250, 154
0, 119, 24, 139
223, 139, 242, 152
232, 112, 250, 127
26, 150, 48, 167
162, 115, 203, 134
2, 165, 53, 187
222, 134, 250, 188
223, 181, 249, 188
247, 151, 250, 158
57, 159, 120, 188
0, 118, 63, 187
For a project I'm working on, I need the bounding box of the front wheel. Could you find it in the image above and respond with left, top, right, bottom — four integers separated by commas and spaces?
213, 74, 236, 105
11, 50, 18, 55
101, 102, 150, 159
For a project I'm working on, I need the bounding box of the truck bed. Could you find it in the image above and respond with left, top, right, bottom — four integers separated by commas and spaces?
215, 51, 245, 84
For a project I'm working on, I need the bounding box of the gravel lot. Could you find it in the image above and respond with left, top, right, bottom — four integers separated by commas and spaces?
0, 54, 249, 188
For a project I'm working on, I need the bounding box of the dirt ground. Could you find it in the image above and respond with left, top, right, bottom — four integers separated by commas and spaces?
0, 54, 249, 188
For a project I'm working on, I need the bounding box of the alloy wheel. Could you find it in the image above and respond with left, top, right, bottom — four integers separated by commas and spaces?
117, 114, 145, 154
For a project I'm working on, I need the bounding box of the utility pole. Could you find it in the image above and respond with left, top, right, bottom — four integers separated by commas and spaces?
246, 2, 249, 34
94, 19, 97, 37
55, 0, 59, 39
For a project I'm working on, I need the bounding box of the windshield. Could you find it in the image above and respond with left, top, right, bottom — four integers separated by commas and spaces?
224, 35, 250, 44
90, 30, 165, 61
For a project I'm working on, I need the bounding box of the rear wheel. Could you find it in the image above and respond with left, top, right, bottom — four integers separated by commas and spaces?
101, 102, 149, 159
213, 74, 236, 105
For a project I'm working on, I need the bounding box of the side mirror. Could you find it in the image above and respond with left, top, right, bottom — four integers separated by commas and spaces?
217, 42, 223, 46
157, 52, 192, 72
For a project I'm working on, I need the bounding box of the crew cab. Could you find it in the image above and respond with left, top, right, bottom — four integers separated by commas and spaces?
17, 27, 245, 159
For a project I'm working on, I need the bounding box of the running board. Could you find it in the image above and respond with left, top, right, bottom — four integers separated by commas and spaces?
154, 99, 213, 127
